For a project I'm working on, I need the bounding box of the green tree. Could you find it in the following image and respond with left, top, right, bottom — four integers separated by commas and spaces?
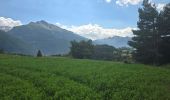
128, 0, 160, 65
37, 50, 43, 57
92, 45, 116, 61
70, 40, 94, 59
117, 47, 133, 63
158, 3, 170, 64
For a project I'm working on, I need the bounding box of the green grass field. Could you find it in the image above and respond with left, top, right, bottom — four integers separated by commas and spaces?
0, 54, 170, 100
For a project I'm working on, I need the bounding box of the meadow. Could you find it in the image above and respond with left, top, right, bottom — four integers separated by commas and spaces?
0, 54, 170, 100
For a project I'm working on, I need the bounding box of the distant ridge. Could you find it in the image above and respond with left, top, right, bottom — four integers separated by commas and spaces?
94, 36, 131, 48
0, 30, 35, 55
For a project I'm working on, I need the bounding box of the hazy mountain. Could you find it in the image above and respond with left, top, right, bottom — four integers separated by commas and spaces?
0, 26, 12, 32
0, 30, 35, 55
8, 20, 86, 55
94, 36, 131, 48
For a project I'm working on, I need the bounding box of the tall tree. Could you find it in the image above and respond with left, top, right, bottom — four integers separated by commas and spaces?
128, 0, 160, 64
158, 3, 170, 64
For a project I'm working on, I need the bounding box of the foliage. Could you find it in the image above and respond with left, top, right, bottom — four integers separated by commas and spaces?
92, 45, 117, 61
116, 47, 133, 63
0, 54, 170, 99
70, 40, 94, 59
70, 40, 133, 62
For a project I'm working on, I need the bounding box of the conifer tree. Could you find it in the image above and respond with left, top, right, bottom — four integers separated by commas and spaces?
128, 0, 160, 64
37, 50, 43, 57
158, 3, 170, 64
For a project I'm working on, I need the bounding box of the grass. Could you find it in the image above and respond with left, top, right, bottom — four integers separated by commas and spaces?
0, 54, 170, 100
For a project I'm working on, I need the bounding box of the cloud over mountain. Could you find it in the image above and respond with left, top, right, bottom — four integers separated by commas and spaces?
56, 23, 135, 40
0, 17, 22, 27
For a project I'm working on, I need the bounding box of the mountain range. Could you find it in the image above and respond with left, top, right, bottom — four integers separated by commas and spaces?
94, 36, 131, 48
0, 20, 131, 55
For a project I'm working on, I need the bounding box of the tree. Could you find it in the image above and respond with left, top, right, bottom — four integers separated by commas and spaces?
37, 50, 43, 57
92, 45, 116, 61
128, 0, 160, 65
117, 47, 133, 63
158, 3, 170, 64
70, 40, 94, 59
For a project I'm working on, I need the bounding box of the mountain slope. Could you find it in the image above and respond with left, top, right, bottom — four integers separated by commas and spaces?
8, 20, 86, 55
94, 36, 131, 48
0, 30, 35, 55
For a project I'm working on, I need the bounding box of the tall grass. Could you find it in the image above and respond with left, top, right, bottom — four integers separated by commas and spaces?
0, 54, 170, 100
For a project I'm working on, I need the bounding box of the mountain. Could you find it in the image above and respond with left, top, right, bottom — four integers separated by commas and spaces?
8, 20, 86, 55
0, 30, 35, 55
93, 36, 131, 48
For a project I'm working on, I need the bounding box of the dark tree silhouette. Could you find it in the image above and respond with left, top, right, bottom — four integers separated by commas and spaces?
158, 3, 170, 64
37, 50, 43, 57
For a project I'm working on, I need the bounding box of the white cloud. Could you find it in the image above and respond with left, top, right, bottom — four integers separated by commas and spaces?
0, 17, 22, 27
116, 0, 142, 6
56, 22, 68, 29
115, 0, 166, 11
105, 0, 112, 3
157, 3, 165, 11
56, 23, 135, 40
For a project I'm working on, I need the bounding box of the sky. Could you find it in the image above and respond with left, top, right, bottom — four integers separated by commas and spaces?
0, 0, 169, 40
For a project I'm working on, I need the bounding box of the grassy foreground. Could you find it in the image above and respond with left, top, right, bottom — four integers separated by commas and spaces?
0, 54, 170, 100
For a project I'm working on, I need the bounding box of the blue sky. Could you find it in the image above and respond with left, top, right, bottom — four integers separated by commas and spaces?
0, 0, 169, 39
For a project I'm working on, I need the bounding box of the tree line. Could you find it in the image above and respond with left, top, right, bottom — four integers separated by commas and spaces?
129, 0, 170, 65
70, 40, 132, 62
